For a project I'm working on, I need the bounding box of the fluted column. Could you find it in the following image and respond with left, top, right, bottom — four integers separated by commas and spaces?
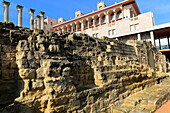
39, 11, 45, 30
2, 1, 10, 22
29, 8, 35, 30
36, 15, 40, 30
16, 5, 23, 27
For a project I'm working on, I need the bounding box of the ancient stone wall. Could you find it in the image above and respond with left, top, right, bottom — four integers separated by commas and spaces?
0, 22, 167, 113
0, 22, 32, 111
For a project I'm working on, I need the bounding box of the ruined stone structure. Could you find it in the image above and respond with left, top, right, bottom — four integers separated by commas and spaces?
0, 21, 169, 113
0, 1, 169, 113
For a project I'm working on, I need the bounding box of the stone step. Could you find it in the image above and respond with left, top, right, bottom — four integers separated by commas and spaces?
111, 76, 170, 113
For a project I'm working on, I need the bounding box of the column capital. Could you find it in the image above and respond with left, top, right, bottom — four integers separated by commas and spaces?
16, 5, 23, 10
2, 1, 10, 6
39, 11, 45, 16
36, 15, 40, 19
29, 8, 35, 14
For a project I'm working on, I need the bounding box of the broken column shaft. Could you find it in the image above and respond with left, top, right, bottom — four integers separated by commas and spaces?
16, 5, 23, 27
39, 11, 45, 30
2, 1, 10, 22
29, 8, 35, 30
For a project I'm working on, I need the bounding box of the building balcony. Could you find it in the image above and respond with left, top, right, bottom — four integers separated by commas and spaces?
116, 18, 122, 21
96, 24, 100, 27
84, 27, 88, 30
101, 22, 106, 25
89, 26, 94, 28
109, 20, 115, 23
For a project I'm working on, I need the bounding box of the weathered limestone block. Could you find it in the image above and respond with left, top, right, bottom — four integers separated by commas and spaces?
27, 51, 34, 60
43, 67, 60, 78
36, 44, 46, 52
37, 35, 45, 44
16, 40, 29, 51
40, 59, 60, 68
48, 45, 60, 53
28, 58, 40, 69
16, 59, 29, 68
18, 68, 36, 79
36, 68, 44, 79
32, 80, 44, 90
62, 67, 70, 76
16, 51, 27, 60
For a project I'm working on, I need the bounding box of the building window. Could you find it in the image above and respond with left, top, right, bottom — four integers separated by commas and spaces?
108, 29, 116, 36
95, 18, 99, 25
131, 24, 139, 31
116, 11, 122, 19
110, 13, 115, 20
130, 25, 135, 31
99, 6, 102, 10
130, 11, 133, 18
112, 29, 116, 35
90, 19, 93, 26
155, 39, 160, 50
135, 24, 139, 30
109, 30, 112, 36
101, 15, 106, 23
78, 23, 81, 30
51, 22, 53, 26
73, 25, 76, 31
160, 35, 168, 50
77, 14, 79, 17
96, 33, 99, 38
85, 21, 88, 27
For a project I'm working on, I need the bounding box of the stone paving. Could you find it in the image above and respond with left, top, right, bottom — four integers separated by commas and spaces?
112, 74, 170, 113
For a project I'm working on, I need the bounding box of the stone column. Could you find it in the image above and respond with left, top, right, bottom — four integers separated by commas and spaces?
75, 23, 78, 31
150, 31, 155, 45
39, 11, 45, 30
99, 15, 101, 25
36, 15, 41, 30
16, 5, 23, 27
71, 26, 73, 32
93, 17, 95, 28
127, 8, 131, 18
105, 12, 109, 24
29, 8, 35, 30
2, 1, 10, 22
81, 21, 84, 31
87, 19, 89, 28
137, 33, 141, 41
115, 12, 117, 21
34, 20, 37, 29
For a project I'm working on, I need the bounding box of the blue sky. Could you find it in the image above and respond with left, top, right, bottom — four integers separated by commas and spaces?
0, 0, 169, 28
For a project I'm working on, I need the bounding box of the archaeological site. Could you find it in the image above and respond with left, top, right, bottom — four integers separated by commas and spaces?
0, 0, 170, 113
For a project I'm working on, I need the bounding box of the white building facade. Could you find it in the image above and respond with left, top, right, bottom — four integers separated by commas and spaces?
52, 0, 154, 39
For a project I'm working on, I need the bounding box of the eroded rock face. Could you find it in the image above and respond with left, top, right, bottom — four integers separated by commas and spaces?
0, 22, 167, 113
